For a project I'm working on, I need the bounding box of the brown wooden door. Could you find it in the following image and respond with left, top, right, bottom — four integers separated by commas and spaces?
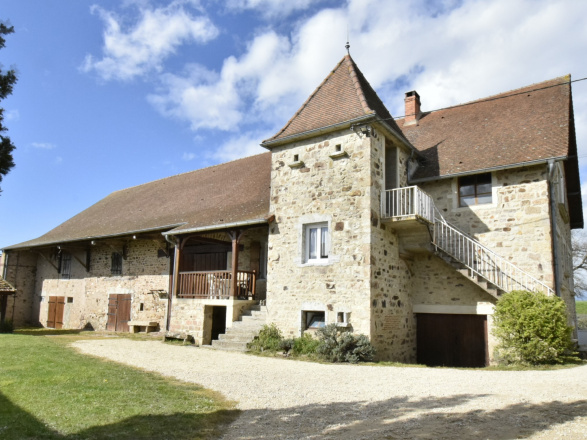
106, 294, 132, 332
417, 313, 488, 368
47, 296, 65, 329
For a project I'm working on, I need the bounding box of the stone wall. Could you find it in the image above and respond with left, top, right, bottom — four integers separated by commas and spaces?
266, 129, 373, 339
420, 166, 555, 288
34, 239, 170, 330
2, 250, 38, 327
370, 134, 417, 362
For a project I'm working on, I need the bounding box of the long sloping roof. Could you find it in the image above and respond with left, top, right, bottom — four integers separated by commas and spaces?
6, 153, 271, 249
399, 75, 582, 228
263, 54, 405, 144
400, 76, 574, 179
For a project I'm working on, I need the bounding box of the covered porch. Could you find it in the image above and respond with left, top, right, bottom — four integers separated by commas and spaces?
168, 225, 268, 302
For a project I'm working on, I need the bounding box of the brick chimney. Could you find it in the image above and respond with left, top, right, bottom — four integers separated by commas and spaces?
404, 91, 421, 126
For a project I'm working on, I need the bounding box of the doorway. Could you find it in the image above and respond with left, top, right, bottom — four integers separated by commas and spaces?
106, 294, 132, 332
47, 296, 65, 329
417, 313, 488, 367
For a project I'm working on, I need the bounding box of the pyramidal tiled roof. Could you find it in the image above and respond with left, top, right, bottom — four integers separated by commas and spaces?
264, 55, 405, 144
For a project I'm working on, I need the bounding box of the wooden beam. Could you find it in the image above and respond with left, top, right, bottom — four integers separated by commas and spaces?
72, 252, 89, 272
172, 238, 181, 299
35, 251, 59, 272
227, 230, 245, 298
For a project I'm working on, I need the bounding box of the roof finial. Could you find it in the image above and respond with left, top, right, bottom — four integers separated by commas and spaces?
345, 25, 350, 55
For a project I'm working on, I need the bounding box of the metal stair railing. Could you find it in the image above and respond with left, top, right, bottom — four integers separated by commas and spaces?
381, 186, 554, 296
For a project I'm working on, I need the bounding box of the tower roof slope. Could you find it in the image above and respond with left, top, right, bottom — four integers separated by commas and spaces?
264, 55, 405, 143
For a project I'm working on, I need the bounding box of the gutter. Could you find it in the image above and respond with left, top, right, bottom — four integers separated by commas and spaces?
162, 217, 269, 236
548, 160, 561, 297
3, 223, 186, 251
409, 156, 568, 184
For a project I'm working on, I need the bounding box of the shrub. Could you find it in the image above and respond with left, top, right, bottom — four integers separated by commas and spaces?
0, 319, 14, 333
492, 290, 579, 365
577, 314, 587, 330
292, 332, 320, 355
316, 323, 375, 363
280, 338, 294, 354
248, 323, 283, 352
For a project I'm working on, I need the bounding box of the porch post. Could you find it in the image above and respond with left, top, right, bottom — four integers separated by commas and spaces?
172, 238, 181, 298
228, 230, 244, 298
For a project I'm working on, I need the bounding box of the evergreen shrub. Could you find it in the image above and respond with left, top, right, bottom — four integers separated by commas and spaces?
248, 323, 283, 352
492, 290, 579, 365
316, 323, 375, 363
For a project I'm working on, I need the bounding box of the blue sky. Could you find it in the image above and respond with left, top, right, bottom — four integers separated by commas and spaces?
1, 0, 587, 250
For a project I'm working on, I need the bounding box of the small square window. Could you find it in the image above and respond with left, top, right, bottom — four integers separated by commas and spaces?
335, 144, 342, 152
304, 311, 325, 330
458, 173, 492, 207
67, 297, 74, 304
304, 223, 329, 263
111, 252, 123, 276
293, 154, 299, 162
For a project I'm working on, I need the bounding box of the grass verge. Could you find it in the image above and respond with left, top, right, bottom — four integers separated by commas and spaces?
0, 333, 238, 439
576, 301, 587, 315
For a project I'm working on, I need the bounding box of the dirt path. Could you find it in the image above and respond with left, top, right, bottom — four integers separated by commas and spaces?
72, 339, 587, 440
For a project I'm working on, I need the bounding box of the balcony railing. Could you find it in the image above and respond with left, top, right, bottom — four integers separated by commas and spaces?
381, 186, 554, 296
381, 186, 435, 223
177, 270, 257, 299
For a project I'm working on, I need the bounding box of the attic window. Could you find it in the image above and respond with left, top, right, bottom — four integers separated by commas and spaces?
459, 173, 492, 207
59, 252, 71, 280
111, 252, 123, 276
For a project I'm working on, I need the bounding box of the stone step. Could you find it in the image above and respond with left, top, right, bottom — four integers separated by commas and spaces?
210, 340, 249, 351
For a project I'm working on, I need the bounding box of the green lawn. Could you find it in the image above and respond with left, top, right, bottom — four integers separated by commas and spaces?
576, 301, 587, 314
0, 333, 238, 439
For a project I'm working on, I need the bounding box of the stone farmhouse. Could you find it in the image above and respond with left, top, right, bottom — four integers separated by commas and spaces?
1, 55, 582, 367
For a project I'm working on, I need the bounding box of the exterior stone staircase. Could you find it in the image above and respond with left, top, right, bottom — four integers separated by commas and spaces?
210, 304, 267, 351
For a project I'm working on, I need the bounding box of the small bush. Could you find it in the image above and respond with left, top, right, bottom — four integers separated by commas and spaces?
316, 324, 375, 363
292, 332, 320, 355
280, 338, 294, 354
248, 323, 283, 352
493, 290, 579, 365
577, 314, 587, 330
0, 319, 14, 333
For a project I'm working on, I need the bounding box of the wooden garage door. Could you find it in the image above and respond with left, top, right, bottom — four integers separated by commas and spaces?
106, 294, 131, 332
417, 313, 488, 368
47, 296, 65, 329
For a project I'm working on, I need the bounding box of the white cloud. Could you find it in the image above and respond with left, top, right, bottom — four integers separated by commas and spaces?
5, 109, 19, 121
209, 131, 271, 163
82, 1, 219, 81
31, 142, 56, 150
182, 152, 196, 161
224, 0, 326, 18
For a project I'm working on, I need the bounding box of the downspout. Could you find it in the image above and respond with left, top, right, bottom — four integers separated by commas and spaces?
548, 160, 561, 297
164, 234, 179, 331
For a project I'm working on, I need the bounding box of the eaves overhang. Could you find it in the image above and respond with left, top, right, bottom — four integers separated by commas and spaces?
163, 217, 269, 237
409, 156, 568, 184
2, 223, 186, 251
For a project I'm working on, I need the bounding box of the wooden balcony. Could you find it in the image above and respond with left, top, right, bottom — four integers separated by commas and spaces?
176, 270, 257, 300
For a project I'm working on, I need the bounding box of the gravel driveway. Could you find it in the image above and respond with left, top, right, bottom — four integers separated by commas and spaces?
72, 339, 587, 440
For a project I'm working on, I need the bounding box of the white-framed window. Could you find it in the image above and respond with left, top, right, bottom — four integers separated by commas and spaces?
304, 223, 329, 263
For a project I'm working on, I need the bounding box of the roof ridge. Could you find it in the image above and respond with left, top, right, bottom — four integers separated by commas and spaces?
415, 75, 572, 118
112, 152, 271, 194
